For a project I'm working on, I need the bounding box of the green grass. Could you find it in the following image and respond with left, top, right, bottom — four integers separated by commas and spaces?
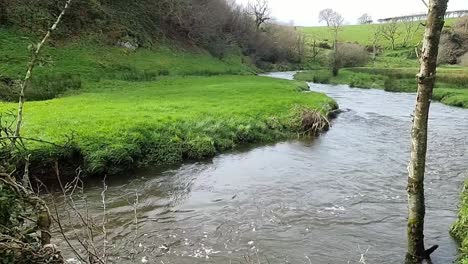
452, 182, 468, 264
0, 29, 255, 81
0, 76, 336, 175
299, 18, 456, 48
295, 66, 468, 108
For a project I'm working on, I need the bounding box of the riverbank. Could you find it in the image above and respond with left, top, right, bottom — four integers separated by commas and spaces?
0, 75, 337, 178
452, 182, 468, 263
294, 67, 468, 108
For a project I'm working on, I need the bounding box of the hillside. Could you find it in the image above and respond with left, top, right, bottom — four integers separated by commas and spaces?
300, 18, 457, 47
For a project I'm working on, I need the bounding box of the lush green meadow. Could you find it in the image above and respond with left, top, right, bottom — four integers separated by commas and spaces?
0, 76, 336, 175
0, 28, 338, 176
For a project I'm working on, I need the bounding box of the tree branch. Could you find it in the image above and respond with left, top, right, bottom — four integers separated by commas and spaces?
13, 0, 73, 139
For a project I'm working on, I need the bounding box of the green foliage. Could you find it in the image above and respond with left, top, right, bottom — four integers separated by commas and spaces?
0, 186, 23, 230
452, 181, 468, 263
433, 88, 468, 108
0, 76, 335, 176
383, 77, 400, 92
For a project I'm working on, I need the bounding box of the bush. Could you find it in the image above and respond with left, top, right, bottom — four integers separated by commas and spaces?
336, 43, 370, 68
438, 29, 468, 65
461, 52, 468, 67
312, 75, 330, 84
384, 77, 399, 92
318, 42, 332, 49
329, 43, 369, 76
0, 74, 81, 102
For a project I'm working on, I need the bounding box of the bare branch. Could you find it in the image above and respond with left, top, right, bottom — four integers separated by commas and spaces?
13, 0, 73, 139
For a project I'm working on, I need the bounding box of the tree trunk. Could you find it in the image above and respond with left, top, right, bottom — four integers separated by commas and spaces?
406, 0, 448, 263
332, 31, 339, 76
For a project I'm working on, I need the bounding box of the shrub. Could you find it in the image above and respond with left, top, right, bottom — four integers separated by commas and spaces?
312, 75, 330, 84
0, 74, 81, 102
318, 42, 332, 49
438, 30, 468, 65
461, 52, 468, 67
336, 43, 370, 67
329, 43, 369, 76
384, 77, 400, 92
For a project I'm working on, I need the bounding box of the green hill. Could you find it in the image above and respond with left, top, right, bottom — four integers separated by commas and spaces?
300, 18, 456, 47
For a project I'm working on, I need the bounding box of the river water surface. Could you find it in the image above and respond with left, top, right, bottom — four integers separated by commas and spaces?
54, 72, 468, 263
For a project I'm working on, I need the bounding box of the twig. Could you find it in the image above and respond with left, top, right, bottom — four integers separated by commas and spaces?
0, 136, 64, 147
101, 175, 108, 264
13, 0, 73, 139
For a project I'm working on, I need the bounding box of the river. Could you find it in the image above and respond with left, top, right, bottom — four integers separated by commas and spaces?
53, 72, 467, 263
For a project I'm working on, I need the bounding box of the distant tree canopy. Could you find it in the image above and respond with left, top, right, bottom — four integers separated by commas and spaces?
358, 13, 373, 24
0, 0, 305, 68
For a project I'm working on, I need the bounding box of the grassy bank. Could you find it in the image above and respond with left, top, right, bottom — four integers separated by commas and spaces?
452, 182, 468, 263
295, 67, 468, 108
0, 75, 336, 176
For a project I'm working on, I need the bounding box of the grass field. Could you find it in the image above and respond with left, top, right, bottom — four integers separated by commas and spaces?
299, 18, 456, 47
295, 66, 468, 108
0, 28, 337, 176
0, 76, 336, 176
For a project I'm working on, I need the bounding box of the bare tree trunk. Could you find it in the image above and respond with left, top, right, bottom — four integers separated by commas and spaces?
13, 0, 72, 139
406, 0, 448, 263
332, 30, 339, 76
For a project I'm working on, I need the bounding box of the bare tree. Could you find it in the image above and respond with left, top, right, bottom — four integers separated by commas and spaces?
378, 20, 400, 50
320, 9, 344, 76
248, 0, 271, 30
371, 26, 382, 61
406, 0, 448, 263
358, 13, 372, 24
318, 8, 335, 27
455, 16, 468, 33
402, 17, 422, 48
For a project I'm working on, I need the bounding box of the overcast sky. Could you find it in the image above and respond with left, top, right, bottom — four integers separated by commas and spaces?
235, 0, 467, 26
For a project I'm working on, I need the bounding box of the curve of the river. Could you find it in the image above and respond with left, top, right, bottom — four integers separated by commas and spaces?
54, 72, 468, 263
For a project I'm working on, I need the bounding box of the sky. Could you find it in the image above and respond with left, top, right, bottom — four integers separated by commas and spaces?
234, 0, 467, 26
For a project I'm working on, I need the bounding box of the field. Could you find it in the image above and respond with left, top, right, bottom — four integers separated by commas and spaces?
0, 75, 335, 176
0, 28, 337, 176
298, 18, 468, 109
300, 18, 456, 47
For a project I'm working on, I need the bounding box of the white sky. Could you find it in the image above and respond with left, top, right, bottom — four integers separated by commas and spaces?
235, 0, 467, 26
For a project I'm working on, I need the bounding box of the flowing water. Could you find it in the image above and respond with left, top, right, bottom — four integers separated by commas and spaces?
54, 72, 468, 263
